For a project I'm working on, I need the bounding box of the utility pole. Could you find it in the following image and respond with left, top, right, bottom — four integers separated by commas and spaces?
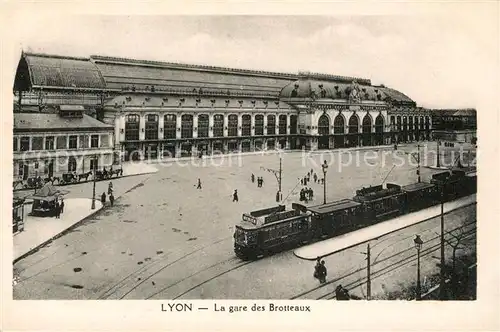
367, 243, 371, 300
417, 144, 421, 183
436, 140, 441, 168
260, 156, 283, 202
439, 185, 445, 299
91, 154, 97, 210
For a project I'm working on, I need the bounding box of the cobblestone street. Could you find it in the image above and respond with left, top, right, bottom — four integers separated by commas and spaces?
13, 143, 476, 299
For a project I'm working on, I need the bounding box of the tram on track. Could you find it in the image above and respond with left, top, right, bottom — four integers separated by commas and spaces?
233, 169, 477, 260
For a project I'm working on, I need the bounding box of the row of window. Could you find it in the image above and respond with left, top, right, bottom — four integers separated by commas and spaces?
16, 156, 101, 176
14, 134, 109, 152
125, 114, 298, 140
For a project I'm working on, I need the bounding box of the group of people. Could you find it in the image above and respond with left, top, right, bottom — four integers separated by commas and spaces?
299, 187, 314, 203
314, 257, 328, 284
251, 174, 265, 188
301, 169, 324, 186
313, 257, 351, 300
100, 182, 115, 206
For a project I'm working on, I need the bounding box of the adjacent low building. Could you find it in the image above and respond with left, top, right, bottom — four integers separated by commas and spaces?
13, 105, 114, 182
430, 108, 477, 143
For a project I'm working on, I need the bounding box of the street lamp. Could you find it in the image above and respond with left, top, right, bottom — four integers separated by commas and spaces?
414, 235, 424, 300
322, 160, 328, 204
91, 154, 97, 210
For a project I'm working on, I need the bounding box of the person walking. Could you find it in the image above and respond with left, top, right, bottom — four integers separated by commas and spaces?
109, 193, 115, 206
318, 260, 327, 284
60, 198, 65, 214
108, 182, 114, 195
314, 173, 318, 183
251, 174, 255, 183
233, 189, 239, 202
101, 192, 107, 205
197, 178, 202, 190
55, 201, 61, 219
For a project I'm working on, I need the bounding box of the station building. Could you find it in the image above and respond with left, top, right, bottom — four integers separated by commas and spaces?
13, 52, 433, 163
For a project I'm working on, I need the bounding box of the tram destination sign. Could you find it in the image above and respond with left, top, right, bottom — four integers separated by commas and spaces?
242, 214, 259, 225
264, 210, 301, 224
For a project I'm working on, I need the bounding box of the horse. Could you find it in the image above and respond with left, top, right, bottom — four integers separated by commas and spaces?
109, 168, 123, 178
77, 171, 92, 182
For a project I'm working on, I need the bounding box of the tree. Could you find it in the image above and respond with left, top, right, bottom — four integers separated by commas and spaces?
442, 225, 474, 297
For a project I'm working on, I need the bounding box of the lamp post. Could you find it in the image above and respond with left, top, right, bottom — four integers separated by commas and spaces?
414, 235, 423, 300
91, 154, 97, 210
439, 183, 446, 299
322, 160, 328, 204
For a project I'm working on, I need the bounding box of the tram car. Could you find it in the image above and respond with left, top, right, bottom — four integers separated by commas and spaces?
233, 205, 312, 260
234, 170, 477, 260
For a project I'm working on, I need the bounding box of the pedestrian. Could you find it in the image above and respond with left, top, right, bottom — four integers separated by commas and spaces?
251, 174, 255, 183
55, 201, 61, 219
233, 189, 239, 202
260, 177, 264, 187
299, 188, 304, 201
310, 188, 314, 200
314, 173, 318, 183
197, 178, 202, 189
101, 192, 106, 204
108, 182, 113, 195
300, 178, 304, 186
60, 198, 65, 214
318, 260, 327, 284
109, 193, 115, 206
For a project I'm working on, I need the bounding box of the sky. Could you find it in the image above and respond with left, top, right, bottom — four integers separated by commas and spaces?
6, 12, 499, 109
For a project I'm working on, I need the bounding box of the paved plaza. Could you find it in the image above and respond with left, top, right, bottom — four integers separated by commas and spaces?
13, 142, 476, 299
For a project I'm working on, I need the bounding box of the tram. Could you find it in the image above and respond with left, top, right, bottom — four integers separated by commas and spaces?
233, 169, 477, 260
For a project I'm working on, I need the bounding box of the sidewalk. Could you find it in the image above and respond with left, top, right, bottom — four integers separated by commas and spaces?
13, 166, 155, 263
13, 198, 103, 262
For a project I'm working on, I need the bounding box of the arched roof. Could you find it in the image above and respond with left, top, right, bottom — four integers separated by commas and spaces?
14, 53, 106, 91
279, 72, 415, 105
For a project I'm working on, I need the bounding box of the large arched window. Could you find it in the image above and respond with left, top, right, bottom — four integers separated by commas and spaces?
362, 114, 372, 133
375, 114, 384, 133
362, 114, 373, 146
228, 114, 238, 137
420, 116, 425, 130
198, 114, 209, 138
279, 115, 287, 135
181, 114, 193, 138
267, 115, 276, 135
213, 114, 224, 137
164, 114, 177, 139
125, 114, 140, 141
290, 115, 298, 134
318, 114, 330, 135
348, 114, 359, 134
242, 115, 251, 136
425, 116, 430, 130
409, 116, 414, 131
396, 116, 402, 131
145, 114, 158, 140
255, 115, 264, 135
334, 114, 345, 134
403, 116, 408, 131
415, 117, 419, 130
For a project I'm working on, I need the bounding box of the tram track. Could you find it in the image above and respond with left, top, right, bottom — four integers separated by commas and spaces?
290, 220, 476, 300
323, 231, 477, 300
98, 236, 233, 299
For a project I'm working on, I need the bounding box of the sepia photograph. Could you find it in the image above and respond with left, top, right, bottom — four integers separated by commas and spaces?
9, 15, 480, 301
2, 4, 499, 331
